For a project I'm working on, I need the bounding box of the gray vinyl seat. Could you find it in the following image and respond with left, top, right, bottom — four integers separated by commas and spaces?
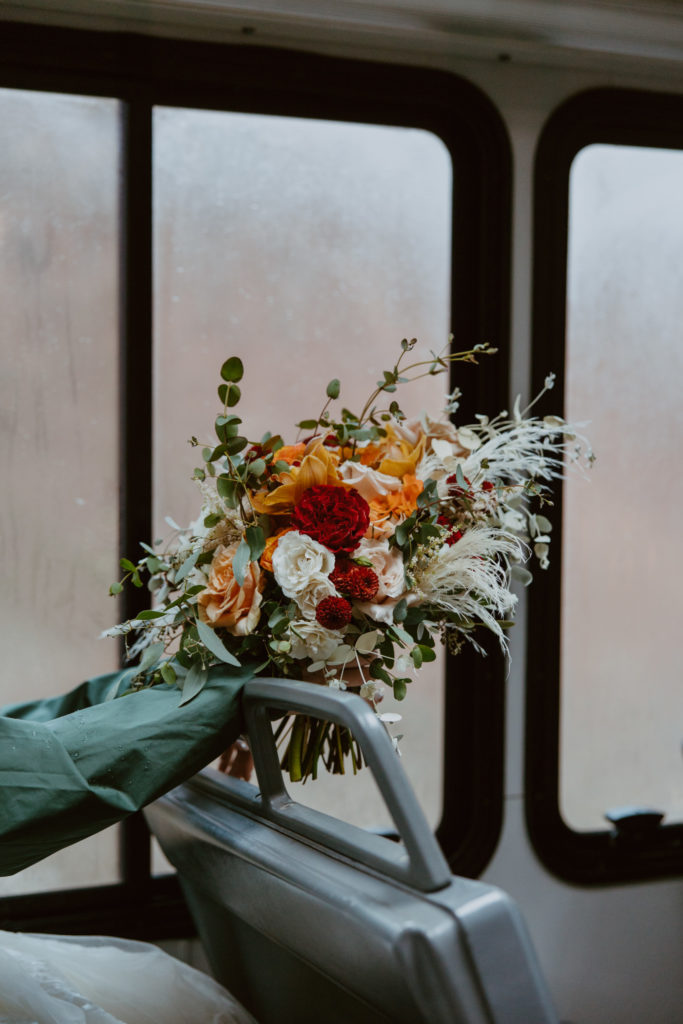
145, 678, 558, 1024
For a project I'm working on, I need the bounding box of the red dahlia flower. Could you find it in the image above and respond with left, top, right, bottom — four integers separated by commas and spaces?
331, 559, 379, 601
315, 596, 353, 629
291, 485, 370, 555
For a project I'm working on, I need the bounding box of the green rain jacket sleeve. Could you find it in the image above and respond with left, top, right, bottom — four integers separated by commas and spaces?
0, 664, 254, 876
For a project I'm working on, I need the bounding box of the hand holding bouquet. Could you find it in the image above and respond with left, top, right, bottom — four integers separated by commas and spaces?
106, 339, 591, 780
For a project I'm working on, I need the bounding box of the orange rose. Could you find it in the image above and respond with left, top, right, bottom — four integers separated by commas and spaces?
259, 527, 294, 573
275, 443, 306, 465
369, 474, 424, 522
197, 542, 264, 635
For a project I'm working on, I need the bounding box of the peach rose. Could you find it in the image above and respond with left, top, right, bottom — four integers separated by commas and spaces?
197, 542, 264, 635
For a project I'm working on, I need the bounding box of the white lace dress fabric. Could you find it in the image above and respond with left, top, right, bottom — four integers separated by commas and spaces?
0, 931, 256, 1024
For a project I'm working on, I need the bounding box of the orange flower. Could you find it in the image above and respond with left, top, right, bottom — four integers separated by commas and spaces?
369, 474, 424, 522
250, 440, 347, 515
259, 527, 294, 572
197, 542, 264, 635
275, 443, 306, 466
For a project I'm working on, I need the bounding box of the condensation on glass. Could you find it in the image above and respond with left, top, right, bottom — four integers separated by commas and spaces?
152, 108, 451, 857
0, 88, 121, 894
562, 143, 683, 831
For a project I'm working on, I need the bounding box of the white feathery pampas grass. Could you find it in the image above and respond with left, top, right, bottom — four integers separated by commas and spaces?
412, 526, 525, 651
461, 417, 589, 487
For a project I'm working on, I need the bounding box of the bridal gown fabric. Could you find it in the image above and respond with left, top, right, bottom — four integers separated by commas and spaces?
0, 664, 253, 875
0, 931, 257, 1024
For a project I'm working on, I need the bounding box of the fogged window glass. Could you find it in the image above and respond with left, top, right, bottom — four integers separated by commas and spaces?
152, 109, 451, 842
562, 143, 683, 830
0, 88, 121, 893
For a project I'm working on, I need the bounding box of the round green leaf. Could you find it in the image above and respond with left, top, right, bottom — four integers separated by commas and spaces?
220, 357, 244, 383
226, 383, 241, 407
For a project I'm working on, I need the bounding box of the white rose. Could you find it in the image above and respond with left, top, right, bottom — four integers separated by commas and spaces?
288, 619, 344, 661
338, 461, 402, 501
294, 573, 338, 620
355, 591, 420, 626
390, 417, 423, 446
353, 537, 405, 600
272, 530, 335, 598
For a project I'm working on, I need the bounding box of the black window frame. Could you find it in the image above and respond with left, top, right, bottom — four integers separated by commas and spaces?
0, 19, 512, 937
527, 86, 683, 886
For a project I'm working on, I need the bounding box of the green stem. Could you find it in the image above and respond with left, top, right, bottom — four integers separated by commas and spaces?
335, 724, 346, 776
288, 714, 306, 782
302, 718, 326, 782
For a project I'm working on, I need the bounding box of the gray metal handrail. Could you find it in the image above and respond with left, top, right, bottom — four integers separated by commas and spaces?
243, 677, 452, 893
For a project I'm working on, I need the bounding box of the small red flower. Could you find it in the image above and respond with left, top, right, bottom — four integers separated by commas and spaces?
482, 480, 495, 492
446, 473, 473, 503
291, 485, 370, 555
437, 514, 463, 547
331, 559, 379, 601
315, 595, 353, 629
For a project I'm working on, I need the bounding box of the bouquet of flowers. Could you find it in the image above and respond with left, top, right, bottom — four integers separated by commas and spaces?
107, 339, 591, 781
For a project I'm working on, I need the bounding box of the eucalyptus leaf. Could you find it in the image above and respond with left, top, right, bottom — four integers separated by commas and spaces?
220, 356, 244, 383
326, 378, 340, 400
160, 662, 177, 687
175, 549, 200, 584
231, 538, 251, 587
247, 457, 266, 478
226, 384, 241, 407
138, 642, 165, 674
195, 617, 241, 667
369, 661, 392, 685
267, 606, 288, 628
325, 645, 355, 666
245, 524, 266, 562
216, 476, 237, 503
389, 624, 413, 647
178, 663, 209, 706
355, 631, 379, 655
226, 436, 248, 455
393, 678, 408, 701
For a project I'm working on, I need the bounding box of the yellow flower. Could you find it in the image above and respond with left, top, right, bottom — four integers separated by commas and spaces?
377, 425, 426, 478
197, 542, 264, 635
